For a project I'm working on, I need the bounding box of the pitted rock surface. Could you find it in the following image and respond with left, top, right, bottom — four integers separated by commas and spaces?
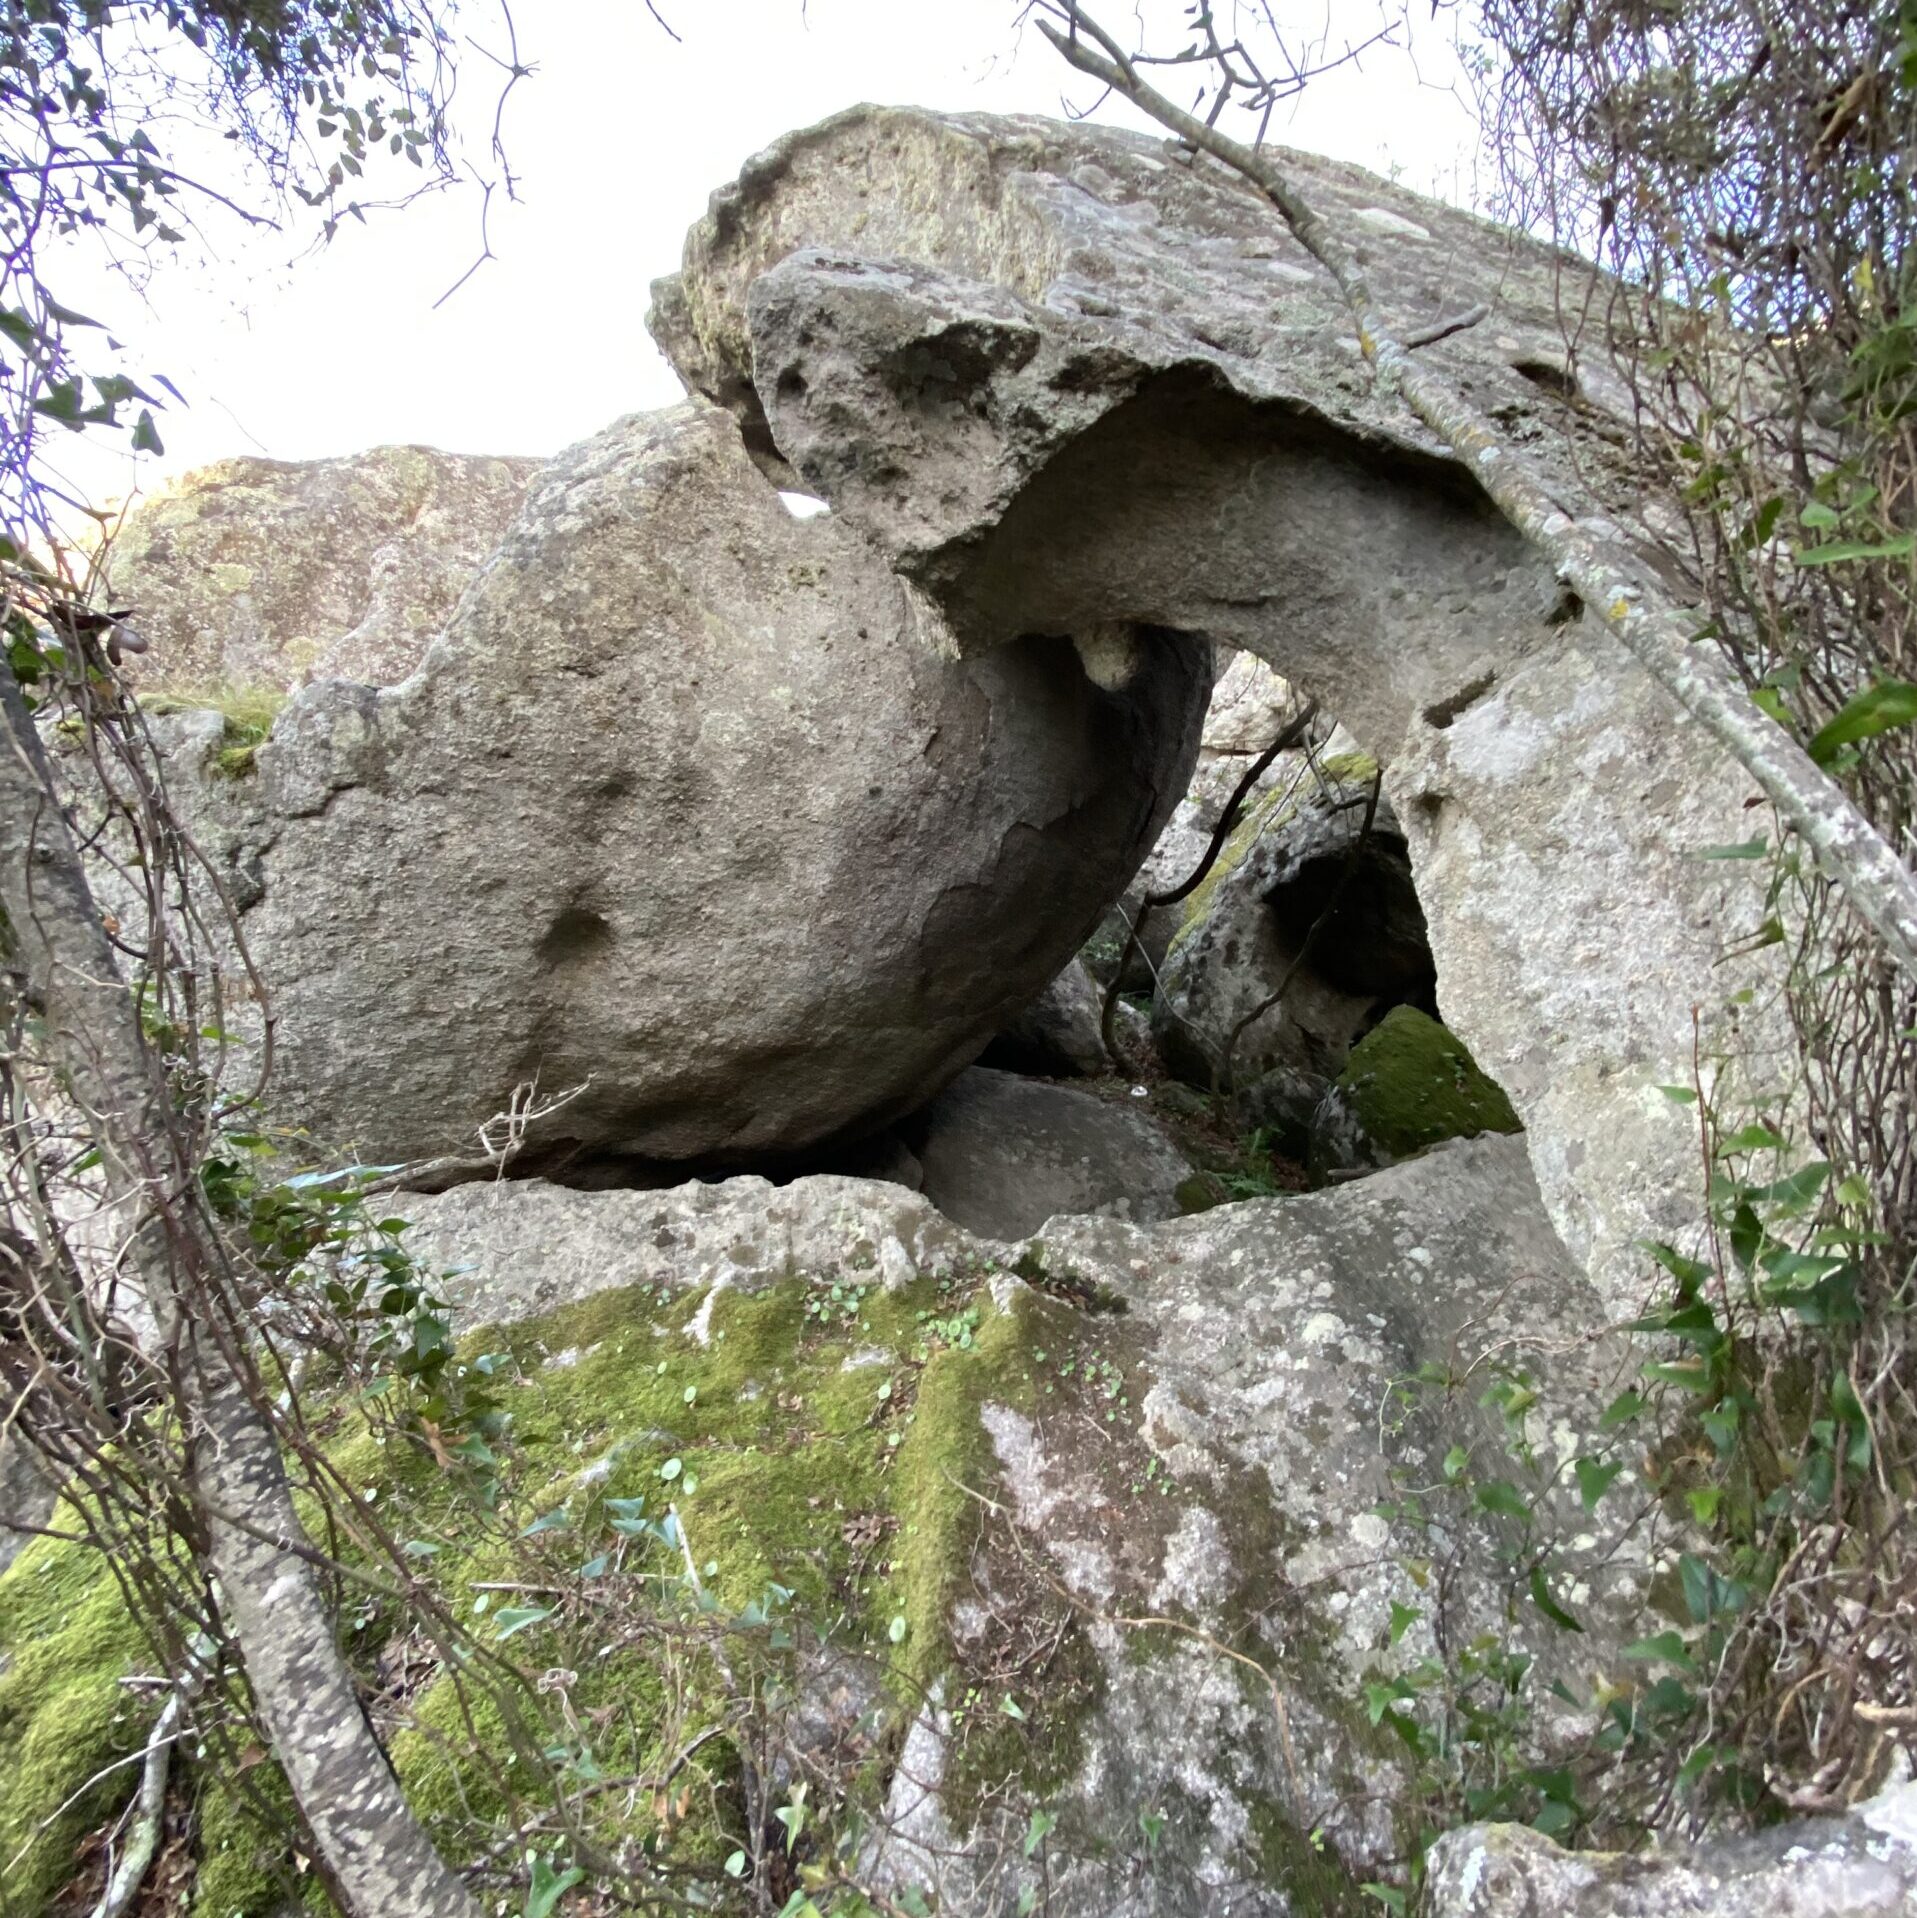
172, 401, 1207, 1169
652, 103, 1789, 1306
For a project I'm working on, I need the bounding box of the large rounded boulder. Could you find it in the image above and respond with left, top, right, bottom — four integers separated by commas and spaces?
178, 401, 1208, 1173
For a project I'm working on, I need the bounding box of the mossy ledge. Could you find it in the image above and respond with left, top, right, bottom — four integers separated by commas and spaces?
0, 1262, 1051, 1915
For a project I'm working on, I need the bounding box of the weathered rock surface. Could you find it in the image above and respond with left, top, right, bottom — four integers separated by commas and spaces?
397, 1130, 1645, 1914
1425, 1790, 1917, 1917
653, 104, 1789, 1307
0, 1435, 53, 1577
1203, 649, 1298, 758
904, 1065, 1193, 1237
107, 446, 540, 691
980, 955, 1110, 1078
170, 401, 1208, 1170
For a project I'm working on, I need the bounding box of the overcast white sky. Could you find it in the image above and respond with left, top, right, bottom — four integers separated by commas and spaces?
53, 1, 1480, 511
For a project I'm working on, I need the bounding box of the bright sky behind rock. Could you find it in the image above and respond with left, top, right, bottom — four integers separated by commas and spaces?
52, 0, 1479, 513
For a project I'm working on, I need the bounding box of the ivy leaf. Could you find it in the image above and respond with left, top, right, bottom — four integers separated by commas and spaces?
524, 1859, 583, 1918
493, 1605, 554, 1641
1623, 1629, 1698, 1674
1600, 1389, 1644, 1429
132, 408, 164, 455
1807, 678, 1917, 765
1574, 1456, 1624, 1510
1717, 1123, 1787, 1154
1475, 1479, 1531, 1523
1795, 532, 1914, 567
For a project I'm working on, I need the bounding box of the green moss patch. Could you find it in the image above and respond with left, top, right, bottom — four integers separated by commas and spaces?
1328, 1006, 1521, 1163
0, 1516, 149, 1915
0, 1262, 1052, 1913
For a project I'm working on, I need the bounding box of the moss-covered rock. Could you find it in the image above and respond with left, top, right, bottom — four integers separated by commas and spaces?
0, 1260, 1046, 1917
1309, 1005, 1521, 1177
0, 1516, 152, 1914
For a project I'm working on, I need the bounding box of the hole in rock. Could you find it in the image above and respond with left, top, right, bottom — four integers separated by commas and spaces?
536, 905, 615, 969
1511, 356, 1580, 401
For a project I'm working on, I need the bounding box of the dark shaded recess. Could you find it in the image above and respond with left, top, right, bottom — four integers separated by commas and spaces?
536, 905, 615, 969
937, 361, 1529, 657
1263, 828, 1437, 1011
1510, 357, 1580, 401
912, 625, 1209, 1019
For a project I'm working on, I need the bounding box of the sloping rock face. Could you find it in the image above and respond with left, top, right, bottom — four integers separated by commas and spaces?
980, 956, 1110, 1077
106, 447, 540, 690
1426, 1792, 1917, 1917
174, 402, 1207, 1170
395, 1132, 1646, 1916
652, 105, 1790, 1308
1309, 1005, 1523, 1176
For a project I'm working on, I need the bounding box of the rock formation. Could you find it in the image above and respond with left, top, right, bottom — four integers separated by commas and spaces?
651, 104, 1788, 1308
904, 1065, 1195, 1237
168, 401, 1207, 1171
1152, 763, 1436, 1133
382, 1131, 1637, 1916
106, 446, 540, 691
4, 100, 1868, 1918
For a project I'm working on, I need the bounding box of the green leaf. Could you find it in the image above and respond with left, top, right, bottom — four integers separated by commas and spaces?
1529, 1565, 1584, 1632
1574, 1456, 1624, 1510
493, 1605, 554, 1641
1795, 532, 1914, 566
1475, 1479, 1531, 1523
1388, 1600, 1421, 1645
1807, 678, 1917, 765
888, 1614, 908, 1645
1717, 1123, 1787, 1154
724, 1850, 746, 1879
1656, 1083, 1699, 1105
525, 1858, 584, 1918
658, 1456, 682, 1482
1024, 1808, 1058, 1857
1642, 1358, 1713, 1392
1623, 1629, 1698, 1674
1600, 1390, 1644, 1429
1694, 835, 1769, 861
1679, 1552, 1749, 1624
